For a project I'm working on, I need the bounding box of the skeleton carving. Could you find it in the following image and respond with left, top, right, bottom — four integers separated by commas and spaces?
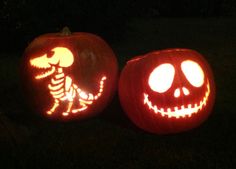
30, 47, 106, 117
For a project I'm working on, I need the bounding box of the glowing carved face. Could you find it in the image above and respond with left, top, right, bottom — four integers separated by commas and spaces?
143, 60, 210, 118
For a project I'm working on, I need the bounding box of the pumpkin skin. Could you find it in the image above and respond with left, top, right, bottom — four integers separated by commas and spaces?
119, 49, 215, 134
21, 28, 118, 121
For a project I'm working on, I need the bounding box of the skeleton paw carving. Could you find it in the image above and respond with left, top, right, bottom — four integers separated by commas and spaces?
47, 111, 53, 115
62, 112, 69, 116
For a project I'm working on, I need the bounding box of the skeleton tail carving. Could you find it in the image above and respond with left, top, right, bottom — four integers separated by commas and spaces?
71, 76, 107, 113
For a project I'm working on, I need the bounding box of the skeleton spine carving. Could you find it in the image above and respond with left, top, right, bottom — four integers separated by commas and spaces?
30, 47, 106, 117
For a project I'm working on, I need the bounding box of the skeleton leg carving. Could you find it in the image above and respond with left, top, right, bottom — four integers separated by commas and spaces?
47, 99, 59, 115
72, 100, 89, 113
63, 101, 73, 116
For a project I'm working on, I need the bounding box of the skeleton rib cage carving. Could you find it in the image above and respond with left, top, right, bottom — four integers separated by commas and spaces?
47, 68, 106, 116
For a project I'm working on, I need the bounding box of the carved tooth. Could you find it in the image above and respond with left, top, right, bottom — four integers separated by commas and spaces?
203, 97, 207, 106
148, 101, 153, 109
188, 104, 191, 109
174, 107, 178, 111
153, 106, 158, 113
188, 104, 192, 109
200, 101, 203, 106
175, 114, 180, 118
143, 94, 149, 104
166, 108, 171, 118
182, 113, 186, 118
199, 106, 202, 110
181, 105, 185, 110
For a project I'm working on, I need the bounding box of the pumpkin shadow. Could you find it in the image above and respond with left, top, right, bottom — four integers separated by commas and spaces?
99, 93, 141, 133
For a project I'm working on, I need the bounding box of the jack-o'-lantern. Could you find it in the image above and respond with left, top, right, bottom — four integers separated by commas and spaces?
21, 27, 118, 121
119, 49, 215, 134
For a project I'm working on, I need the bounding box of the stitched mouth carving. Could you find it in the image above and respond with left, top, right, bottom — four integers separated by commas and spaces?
143, 82, 210, 118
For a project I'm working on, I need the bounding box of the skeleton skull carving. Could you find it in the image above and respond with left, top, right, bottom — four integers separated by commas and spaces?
30, 47, 74, 79
119, 49, 215, 134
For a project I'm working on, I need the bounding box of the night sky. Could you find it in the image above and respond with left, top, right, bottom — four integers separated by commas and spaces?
1, 0, 236, 52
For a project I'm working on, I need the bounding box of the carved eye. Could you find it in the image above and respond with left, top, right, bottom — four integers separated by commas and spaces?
47, 50, 55, 58
148, 63, 175, 93
181, 60, 204, 87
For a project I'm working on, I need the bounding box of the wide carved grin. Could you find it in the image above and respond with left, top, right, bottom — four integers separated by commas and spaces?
143, 82, 210, 118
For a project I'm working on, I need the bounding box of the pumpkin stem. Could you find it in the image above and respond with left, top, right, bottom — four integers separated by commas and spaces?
60, 27, 72, 36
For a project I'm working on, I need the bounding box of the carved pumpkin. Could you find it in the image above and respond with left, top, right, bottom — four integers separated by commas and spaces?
119, 49, 215, 134
21, 27, 118, 121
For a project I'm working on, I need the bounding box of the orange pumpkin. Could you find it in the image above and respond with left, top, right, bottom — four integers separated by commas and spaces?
119, 49, 215, 134
21, 27, 118, 121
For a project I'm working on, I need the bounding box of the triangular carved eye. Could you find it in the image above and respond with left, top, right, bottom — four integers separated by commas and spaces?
148, 63, 175, 93
181, 60, 204, 87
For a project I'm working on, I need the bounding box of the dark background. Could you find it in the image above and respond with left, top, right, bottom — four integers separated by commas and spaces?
1, 0, 236, 52
0, 0, 236, 169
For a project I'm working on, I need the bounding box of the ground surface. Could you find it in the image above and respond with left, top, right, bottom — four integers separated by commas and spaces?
0, 18, 235, 169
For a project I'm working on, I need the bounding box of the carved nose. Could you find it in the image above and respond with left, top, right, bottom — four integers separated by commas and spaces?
174, 87, 190, 98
